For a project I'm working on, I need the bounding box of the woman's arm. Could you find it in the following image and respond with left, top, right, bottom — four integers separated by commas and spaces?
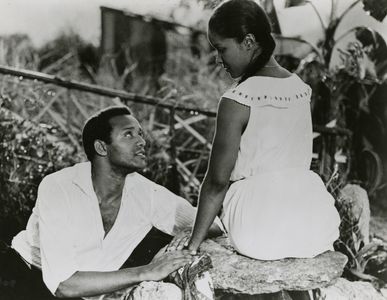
187, 98, 249, 252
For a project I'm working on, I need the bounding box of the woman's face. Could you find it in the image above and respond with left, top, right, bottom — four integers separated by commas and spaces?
208, 31, 253, 78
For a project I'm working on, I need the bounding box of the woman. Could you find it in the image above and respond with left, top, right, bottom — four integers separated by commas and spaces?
185, 0, 340, 262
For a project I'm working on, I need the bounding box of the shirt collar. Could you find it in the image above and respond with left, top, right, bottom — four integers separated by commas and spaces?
72, 161, 95, 197
72, 161, 138, 196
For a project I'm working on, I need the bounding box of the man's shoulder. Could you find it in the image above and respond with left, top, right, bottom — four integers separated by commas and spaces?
125, 172, 156, 189
41, 162, 88, 185
126, 173, 173, 195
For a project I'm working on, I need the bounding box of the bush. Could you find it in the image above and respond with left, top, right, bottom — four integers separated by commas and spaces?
0, 107, 82, 242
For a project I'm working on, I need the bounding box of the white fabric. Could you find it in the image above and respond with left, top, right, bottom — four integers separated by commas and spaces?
220, 75, 340, 260
12, 162, 209, 295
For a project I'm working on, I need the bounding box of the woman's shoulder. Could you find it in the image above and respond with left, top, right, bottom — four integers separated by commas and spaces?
222, 74, 312, 108
241, 73, 306, 88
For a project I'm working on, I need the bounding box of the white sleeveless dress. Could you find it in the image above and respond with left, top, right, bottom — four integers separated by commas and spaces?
220, 74, 340, 260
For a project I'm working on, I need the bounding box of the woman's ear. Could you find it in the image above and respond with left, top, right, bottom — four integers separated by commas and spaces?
244, 34, 262, 57
94, 139, 107, 157
243, 33, 257, 50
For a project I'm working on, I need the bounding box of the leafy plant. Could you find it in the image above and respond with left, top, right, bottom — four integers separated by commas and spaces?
326, 170, 387, 286
0, 28, 232, 233
0, 106, 81, 242
278, 0, 387, 188
284, 1, 387, 285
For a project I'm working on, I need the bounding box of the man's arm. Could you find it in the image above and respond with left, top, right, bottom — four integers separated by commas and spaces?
37, 176, 193, 298
37, 177, 80, 295
56, 269, 141, 298
56, 250, 193, 298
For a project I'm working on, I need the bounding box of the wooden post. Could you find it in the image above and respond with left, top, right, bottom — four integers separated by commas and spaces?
66, 90, 73, 136
166, 107, 180, 195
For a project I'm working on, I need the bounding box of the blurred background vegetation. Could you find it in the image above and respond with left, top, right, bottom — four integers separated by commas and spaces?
0, 0, 387, 289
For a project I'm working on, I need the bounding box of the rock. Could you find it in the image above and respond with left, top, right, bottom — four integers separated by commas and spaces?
126, 281, 182, 300
320, 278, 386, 300
370, 209, 387, 242
200, 237, 347, 295
86, 282, 182, 300
339, 184, 370, 243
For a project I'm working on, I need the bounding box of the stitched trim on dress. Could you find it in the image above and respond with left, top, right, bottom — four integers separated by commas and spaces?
229, 87, 311, 103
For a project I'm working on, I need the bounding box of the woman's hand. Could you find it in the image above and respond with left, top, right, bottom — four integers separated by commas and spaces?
144, 247, 194, 282
186, 238, 200, 255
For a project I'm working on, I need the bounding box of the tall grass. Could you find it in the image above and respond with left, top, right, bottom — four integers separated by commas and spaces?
0, 31, 233, 235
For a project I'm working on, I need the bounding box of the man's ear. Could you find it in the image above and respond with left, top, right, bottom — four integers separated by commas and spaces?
94, 139, 107, 157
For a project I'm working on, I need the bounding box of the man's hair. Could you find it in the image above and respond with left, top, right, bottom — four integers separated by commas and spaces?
82, 106, 132, 161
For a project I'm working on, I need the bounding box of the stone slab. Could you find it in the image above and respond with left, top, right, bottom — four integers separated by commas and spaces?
320, 278, 386, 300
200, 236, 348, 294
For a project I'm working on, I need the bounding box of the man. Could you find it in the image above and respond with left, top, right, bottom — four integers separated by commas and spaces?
10, 106, 222, 299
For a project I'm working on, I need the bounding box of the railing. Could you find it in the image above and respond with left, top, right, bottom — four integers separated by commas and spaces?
0, 65, 352, 203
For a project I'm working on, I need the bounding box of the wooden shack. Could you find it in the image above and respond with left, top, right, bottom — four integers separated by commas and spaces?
100, 6, 167, 79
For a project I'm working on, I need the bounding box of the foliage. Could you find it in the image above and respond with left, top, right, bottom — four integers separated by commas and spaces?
0, 35, 39, 70
161, 31, 231, 110
288, 0, 387, 189
38, 31, 87, 71
194, 0, 223, 10
0, 28, 231, 238
362, 0, 387, 22
286, 0, 387, 287
0, 2, 386, 287
0, 107, 81, 241
0, 33, 130, 241
334, 196, 387, 286
325, 170, 387, 286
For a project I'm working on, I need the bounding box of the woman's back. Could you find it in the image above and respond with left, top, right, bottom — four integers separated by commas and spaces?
217, 74, 340, 260
223, 74, 314, 181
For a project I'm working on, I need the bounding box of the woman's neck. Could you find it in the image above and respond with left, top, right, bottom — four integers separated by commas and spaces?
251, 57, 291, 78
261, 57, 280, 68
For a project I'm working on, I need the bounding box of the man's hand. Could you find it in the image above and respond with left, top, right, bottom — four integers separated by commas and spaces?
166, 228, 191, 252
144, 247, 194, 282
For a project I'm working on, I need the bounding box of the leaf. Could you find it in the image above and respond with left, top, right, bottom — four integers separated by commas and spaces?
356, 240, 384, 258
350, 268, 380, 281
362, 0, 387, 22
284, 0, 308, 8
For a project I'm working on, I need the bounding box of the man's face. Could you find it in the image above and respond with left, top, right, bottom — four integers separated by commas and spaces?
105, 114, 146, 173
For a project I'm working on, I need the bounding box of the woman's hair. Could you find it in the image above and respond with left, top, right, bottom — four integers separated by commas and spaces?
208, 0, 276, 83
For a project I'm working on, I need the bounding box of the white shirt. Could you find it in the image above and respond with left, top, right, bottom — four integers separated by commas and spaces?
12, 162, 204, 294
